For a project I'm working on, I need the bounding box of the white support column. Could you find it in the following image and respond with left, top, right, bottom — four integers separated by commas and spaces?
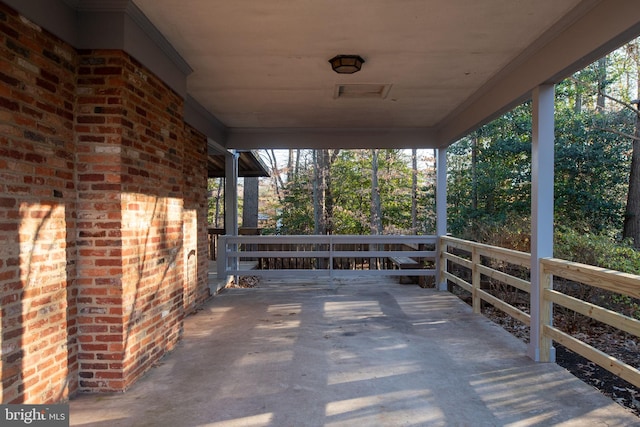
529, 84, 556, 362
435, 148, 448, 291
225, 150, 239, 236
218, 151, 239, 276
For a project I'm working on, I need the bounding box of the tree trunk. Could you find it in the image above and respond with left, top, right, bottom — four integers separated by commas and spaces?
266, 149, 285, 202
471, 134, 478, 211
214, 177, 223, 228
596, 57, 607, 112
623, 44, 640, 248
324, 149, 335, 235
313, 150, 323, 234
311, 149, 339, 235
574, 80, 582, 114
371, 149, 383, 235
287, 149, 294, 178
623, 104, 640, 247
411, 148, 418, 234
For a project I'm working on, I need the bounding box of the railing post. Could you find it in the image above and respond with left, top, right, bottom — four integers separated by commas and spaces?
329, 235, 334, 278
217, 235, 227, 277
539, 259, 555, 362
437, 237, 446, 289
472, 246, 481, 314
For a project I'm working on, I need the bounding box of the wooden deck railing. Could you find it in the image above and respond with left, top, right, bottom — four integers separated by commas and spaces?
218, 234, 437, 280
540, 258, 640, 388
440, 235, 640, 389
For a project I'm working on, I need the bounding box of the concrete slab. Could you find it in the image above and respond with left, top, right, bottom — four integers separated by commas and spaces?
70, 278, 639, 426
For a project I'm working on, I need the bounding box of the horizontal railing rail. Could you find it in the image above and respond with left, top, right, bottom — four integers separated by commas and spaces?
219, 234, 437, 280
540, 258, 640, 388
440, 235, 640, 389
440, 236, 532, 325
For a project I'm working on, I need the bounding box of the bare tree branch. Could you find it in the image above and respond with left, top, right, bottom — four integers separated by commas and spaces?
569, 76, 640, 115
265, 149, 285, 202
593, 126, 640, 141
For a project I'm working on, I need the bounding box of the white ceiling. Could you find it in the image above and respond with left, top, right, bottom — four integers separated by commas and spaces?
132, 0, 640, 148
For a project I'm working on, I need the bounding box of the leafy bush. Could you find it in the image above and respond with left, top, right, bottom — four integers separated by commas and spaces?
554, 227, 640, 274
457, 214, 531, 253
554, 227, 640, 321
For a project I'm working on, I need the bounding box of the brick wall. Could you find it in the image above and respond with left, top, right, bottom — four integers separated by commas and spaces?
75, 50, 209, 392
0, 3, 78, 403
117, 51, 188, 389
0, 2, 210, 402
183, 125, 210, 311
74, 49, 129, 392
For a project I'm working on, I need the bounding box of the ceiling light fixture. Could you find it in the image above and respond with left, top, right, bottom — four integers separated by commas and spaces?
329, 55, 365, 74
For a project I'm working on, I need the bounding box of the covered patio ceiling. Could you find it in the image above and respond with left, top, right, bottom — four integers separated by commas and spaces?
133, 0, 640, 150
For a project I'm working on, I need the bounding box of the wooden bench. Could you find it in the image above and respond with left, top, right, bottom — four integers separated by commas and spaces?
389, 256, 422, 284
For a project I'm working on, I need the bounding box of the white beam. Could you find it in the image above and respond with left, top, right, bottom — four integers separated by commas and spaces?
227, 127, 438, 150
217, 150, 239, 277
529, 85, 555, 362
436, 148, 448, 291
225, 151, 239, 236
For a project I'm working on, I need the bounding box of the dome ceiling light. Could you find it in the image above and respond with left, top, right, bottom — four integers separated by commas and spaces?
329, 55, 365, 74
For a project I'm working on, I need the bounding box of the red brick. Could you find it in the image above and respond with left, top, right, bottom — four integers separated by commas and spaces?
0, 2, 209, 399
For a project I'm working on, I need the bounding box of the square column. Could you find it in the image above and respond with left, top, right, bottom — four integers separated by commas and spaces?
225, 151, 239, 237
218, 151, 239, 277
436, 148, 448, 291
529, 84, 556, 362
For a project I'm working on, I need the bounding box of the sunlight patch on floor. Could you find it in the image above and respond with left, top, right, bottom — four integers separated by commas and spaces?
324, 390, 441, 426
323, 300, 383, 319
327, 362, 421, 385
200, 412, 273, 427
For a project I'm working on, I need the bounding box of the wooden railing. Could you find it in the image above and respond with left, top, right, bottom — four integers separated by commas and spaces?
440, 235, 640, 389
218, 234, 437, 280
540, 258, 640, 388
440, 236, 531, 325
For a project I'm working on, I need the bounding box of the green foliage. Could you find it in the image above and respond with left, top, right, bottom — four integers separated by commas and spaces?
274, 149, 436, 235
447, 103, 532, 235
554, 107, 632, 232
554, 227, 640, 319
332, 150, 371, 234
277, 176, 315, 234
555, 227, 640, 274
456, 214, 532, 253
448, 79, 634, 238
207, 178, 224, 227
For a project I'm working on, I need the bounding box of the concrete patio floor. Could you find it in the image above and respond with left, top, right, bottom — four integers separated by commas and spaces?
70, 278, 639, 427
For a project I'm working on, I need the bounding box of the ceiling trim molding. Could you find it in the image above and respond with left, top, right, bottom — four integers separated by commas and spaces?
123, 2, 193, 75
207, 138, 229, 156
184, 96, 229, 149
4, 0, 192, 97
70, 1, 193, 75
